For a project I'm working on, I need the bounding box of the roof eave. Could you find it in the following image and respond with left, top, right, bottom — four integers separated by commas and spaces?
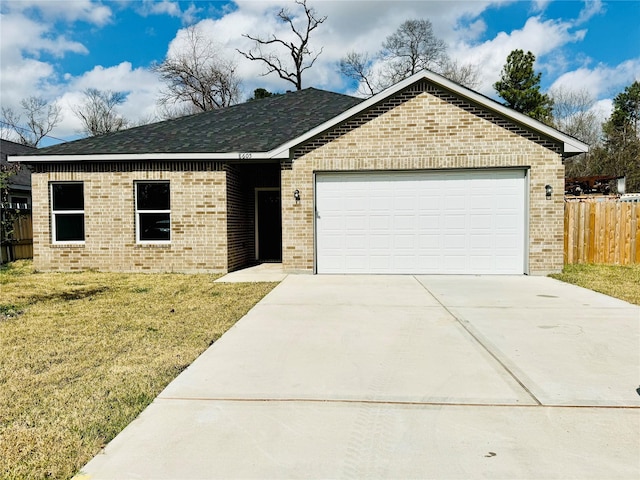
8, 151, 291, 163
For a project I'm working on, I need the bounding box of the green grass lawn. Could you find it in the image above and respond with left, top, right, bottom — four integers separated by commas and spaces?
550, 263, 640, 305
0, 261, 277, 479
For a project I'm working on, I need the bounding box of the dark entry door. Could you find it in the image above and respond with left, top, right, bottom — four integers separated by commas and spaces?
256, 189, 282, 261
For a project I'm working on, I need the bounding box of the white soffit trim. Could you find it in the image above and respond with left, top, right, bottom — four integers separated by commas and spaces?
272, 69, 589, 158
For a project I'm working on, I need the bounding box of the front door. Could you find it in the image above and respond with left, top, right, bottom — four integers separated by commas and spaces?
256, 189, 282, 262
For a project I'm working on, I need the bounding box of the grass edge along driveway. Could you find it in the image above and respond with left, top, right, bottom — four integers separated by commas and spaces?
0, 261, 277, 480
549, 263, 640, 306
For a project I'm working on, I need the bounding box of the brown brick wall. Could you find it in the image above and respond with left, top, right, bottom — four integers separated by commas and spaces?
31, 163, 228, 272
282, 85, 565, 275
226, 164, 281, 271
225, 165, 254, 271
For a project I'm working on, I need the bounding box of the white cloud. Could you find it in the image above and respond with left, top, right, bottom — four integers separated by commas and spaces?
3, 0, 112, 25
576, 0, 605, 25
0, 12, 88, 59
136, 0, 204, 25
450, 16, 586, 95
531, 0, 552, 12
56, 62, 164, 137
549, 59, 640, 100
149, 0, 182, 17
138, 0, 181, 18
0, 11, 89, 115
591, 98, 613, 124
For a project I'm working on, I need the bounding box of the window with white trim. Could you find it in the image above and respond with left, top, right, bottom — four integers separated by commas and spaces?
51, 182, 85, 243
135, 181, 170, 242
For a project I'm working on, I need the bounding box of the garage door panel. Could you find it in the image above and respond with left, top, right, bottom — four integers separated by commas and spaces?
394, 234, 415, 249
370, 256, 390, 270
470, 256, 493, 271
418, 234, 440, 249
470, 234, 493, 249
346, 235, 366, 249
495, 214, 520, 230
316, 170, 525, 274
470, 214, 492, 230
445, 215, 466, 229
370, 197, 392, 210
393, 215, 415, 230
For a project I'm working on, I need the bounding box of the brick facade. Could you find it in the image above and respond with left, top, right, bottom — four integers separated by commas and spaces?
282, 82, 565, 275
32, 162, 229, 272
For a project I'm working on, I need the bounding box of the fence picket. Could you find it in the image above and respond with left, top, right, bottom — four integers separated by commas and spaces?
564, 199, 640, 265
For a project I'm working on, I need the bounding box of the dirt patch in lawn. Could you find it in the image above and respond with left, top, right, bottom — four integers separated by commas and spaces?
0, 260, 277, 479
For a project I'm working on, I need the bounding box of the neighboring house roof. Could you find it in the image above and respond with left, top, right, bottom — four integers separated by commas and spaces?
20, 88, 363, 157
0, 139, 35, 188
11, 70, 589, 163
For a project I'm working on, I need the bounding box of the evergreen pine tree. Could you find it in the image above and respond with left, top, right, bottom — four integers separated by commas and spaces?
494, 49, 553, 123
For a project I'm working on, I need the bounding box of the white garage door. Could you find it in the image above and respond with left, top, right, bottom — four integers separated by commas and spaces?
316, 169, 526, 274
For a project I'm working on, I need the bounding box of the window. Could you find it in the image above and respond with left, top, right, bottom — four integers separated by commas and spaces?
136, 182, 170, 242
51, 182, 85, 243
9, 196, 29, 209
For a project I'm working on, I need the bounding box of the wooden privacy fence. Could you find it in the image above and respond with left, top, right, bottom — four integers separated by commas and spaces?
564, 199, 640, 265
1, 212, 33, 263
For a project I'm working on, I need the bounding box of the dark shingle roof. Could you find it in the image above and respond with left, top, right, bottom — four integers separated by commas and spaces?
1, 139, 35, 187
29, 88, 363, 156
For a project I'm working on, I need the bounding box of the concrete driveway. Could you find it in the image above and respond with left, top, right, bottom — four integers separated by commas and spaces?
79, 275, 640, 479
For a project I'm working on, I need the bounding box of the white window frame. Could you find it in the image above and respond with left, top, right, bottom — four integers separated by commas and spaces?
51, 182, 85, 245
135, 181, 171, 244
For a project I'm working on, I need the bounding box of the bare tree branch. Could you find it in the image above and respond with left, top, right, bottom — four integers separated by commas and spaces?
440, 59, 480, 89
381, 19, 447, 85
339, 18, 478, 96
153, 25, 242, 112
549, 86, 603, 178
72, 89, 128, 137
339, 51, 379, 97
238, 0, 326, 90
1, 97, 62, 146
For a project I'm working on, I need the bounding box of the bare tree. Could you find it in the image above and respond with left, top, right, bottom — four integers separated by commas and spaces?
338, 51, 380, 97
238, 0, 327, 91
340, 18, 479, 97
381, 19, 447, 85
549, 86, 602, 178
73, 88, 128, 136
440, 59, 480, 89
153, 24, 242, 112
550, 87, 600, 143
1, 96, 62, 146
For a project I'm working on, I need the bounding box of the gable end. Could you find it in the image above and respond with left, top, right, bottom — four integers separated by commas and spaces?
292, 80, 563, 161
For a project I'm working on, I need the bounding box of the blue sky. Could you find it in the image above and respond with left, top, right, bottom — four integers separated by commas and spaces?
1, 0, 639, 145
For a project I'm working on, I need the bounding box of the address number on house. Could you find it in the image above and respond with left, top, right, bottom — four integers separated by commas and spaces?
239, 153, 252, 159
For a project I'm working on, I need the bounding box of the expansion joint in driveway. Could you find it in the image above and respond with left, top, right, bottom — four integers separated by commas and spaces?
413, 276, 543, 406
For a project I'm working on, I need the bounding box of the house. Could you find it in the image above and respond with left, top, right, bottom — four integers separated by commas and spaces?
10, 71, 588, 275
1, 139, 34, 208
